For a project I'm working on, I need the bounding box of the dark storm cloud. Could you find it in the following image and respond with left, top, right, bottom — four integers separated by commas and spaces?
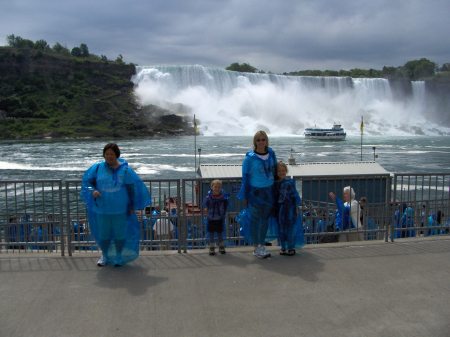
1, 0, 449, 72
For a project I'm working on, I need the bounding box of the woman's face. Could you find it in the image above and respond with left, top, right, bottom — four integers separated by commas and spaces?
255, 135, 267, 151
343, 190, 350, 202
104, 148, 118, 166
277, 165, 287, 180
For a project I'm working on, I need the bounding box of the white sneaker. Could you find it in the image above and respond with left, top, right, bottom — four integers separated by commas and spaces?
252, 245, 261, 257
97, 255, 107, 267
258, 246, 271, 259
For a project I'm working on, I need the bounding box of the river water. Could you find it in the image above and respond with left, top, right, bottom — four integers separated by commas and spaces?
1, 136, 449, 181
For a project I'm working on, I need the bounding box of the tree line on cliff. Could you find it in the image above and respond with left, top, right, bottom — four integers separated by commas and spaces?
0, 35, 194, 139
226, 59, 450, 81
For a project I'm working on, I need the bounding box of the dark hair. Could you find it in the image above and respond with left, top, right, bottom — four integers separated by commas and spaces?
103, 143, 120, 158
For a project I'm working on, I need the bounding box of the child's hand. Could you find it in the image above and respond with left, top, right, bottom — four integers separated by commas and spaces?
93, 190, 101, 198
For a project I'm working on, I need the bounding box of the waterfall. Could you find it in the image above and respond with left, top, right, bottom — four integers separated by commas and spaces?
133, 65, 446, 136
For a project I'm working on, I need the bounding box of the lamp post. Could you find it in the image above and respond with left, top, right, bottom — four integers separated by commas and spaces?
198, 148, 202, 169
372, 146, 378, 161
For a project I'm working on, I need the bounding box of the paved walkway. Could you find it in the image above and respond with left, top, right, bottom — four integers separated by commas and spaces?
1, 237, 450, 337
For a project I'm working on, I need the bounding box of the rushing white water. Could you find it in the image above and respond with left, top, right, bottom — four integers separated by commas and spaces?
133, 65, 449, 136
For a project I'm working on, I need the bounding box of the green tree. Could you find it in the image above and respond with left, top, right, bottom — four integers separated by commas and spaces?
403, 58, 436, 80
226, 62, 258, 73
79, 43, 89, 57
34, 39, 49, 51
115, 54, 124, 64
52, 42, 70, 55
71, 47, 82, 57
6, 34, 34, 48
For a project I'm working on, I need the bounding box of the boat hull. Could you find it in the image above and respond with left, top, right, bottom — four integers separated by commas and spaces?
304, 134, 346, 141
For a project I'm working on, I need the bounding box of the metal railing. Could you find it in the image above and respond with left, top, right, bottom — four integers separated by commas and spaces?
0, 180, 65, 254
1, 173, 449, 256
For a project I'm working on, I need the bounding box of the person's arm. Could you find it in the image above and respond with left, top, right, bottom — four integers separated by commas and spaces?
81, 163, 101, 200
238, 155, 251, 202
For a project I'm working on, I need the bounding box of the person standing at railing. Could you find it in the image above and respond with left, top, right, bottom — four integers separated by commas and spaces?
153, 210, 175, 250
273, 161, 304, 256
328, 186, 361, 231
401, 204, 415, 237
81, 143, 151, 267
203, 179, 229, 255
237, 130, 277, 259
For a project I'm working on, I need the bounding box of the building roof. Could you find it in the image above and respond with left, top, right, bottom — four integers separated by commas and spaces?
198, 161, 390, 179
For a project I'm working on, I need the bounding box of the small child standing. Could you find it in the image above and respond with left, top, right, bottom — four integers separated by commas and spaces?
203, 179, 229, 255
274, 161, 303, 256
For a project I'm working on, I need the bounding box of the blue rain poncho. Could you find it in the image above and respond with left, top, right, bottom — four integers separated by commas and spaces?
81, 158, 151, 265
400, 205, 415, 237
202, 189, 229, 244
272, 178, 304, 250
334, 198, 360, 231
237, 147, 277, 245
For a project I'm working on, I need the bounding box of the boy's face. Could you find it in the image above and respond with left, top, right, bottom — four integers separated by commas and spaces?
277, 165, 287, 179
212, 183, 222, 194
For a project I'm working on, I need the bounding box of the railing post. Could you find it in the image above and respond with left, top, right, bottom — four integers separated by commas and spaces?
58, 181, 65, 256
65, 181, 72, 257
179, 179, 187, 253
391, 174, 398, 242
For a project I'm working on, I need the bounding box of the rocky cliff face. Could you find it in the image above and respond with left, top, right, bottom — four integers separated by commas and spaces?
0, 47, 195, 139
388, 76, 450, 127
425, 77, 450, 126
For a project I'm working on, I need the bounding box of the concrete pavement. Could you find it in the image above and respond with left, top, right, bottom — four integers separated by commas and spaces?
1, 237, 450, 337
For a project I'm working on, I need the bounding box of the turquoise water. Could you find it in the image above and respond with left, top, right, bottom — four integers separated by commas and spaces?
0, 136, 449, 180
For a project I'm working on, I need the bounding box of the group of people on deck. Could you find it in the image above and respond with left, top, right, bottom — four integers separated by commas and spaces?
80, 131, 366, 267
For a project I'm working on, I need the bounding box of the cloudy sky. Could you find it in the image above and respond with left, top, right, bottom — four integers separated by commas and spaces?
1, 0, 449, 73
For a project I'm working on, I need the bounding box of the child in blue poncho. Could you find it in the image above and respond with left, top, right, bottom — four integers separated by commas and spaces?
81, 143, 151, 267
273, 161, 304, 256
203, 179, 229, 255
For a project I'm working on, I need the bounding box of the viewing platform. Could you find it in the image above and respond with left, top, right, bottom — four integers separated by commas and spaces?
1, 169, 449, 336
1, 237, 449, 337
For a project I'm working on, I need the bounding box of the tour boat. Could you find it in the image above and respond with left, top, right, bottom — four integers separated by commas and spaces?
304, 123, 346, 140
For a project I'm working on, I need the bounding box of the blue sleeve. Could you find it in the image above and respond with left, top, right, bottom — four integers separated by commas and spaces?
202, 196, 209, 208
81, 162, 101, 207
335, 197, 345, 215
238, 155, 251, 200
124, 167, 152, 210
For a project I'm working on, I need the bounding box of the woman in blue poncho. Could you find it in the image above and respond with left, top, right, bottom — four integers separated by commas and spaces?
237, 130, 277, 258
273, 161, 304, 256
81, 143, 151, 267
